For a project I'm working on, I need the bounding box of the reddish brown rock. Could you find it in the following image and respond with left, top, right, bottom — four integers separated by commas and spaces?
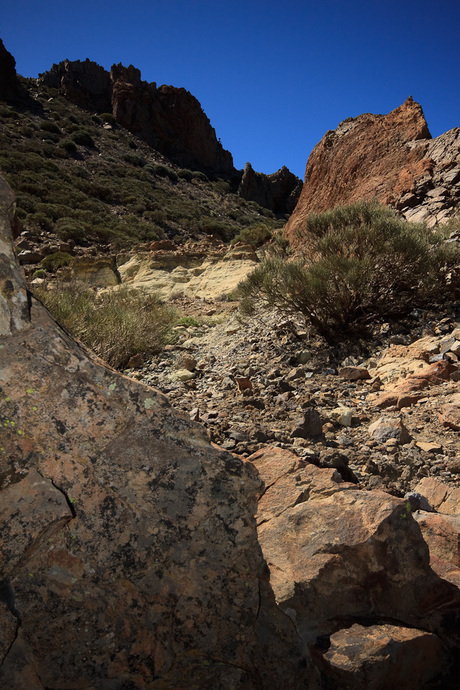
415, 478, 460, 516
110, 64, 233, 174
439, 392, 460, 430
322, 623, 447, 690
38, 59, 234, 174
285, 97, 460, 248
414, 511, 460, 587
237, 162, 302, 214
371, 360, 458, 409
0, 39, 31, 104
37, 58, 112, 112
0, 178, 318, 689
338, 366, 371, 381
253, 447, 460, 651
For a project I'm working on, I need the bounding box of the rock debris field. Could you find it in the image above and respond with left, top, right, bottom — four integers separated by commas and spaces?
132, 300, 460, 499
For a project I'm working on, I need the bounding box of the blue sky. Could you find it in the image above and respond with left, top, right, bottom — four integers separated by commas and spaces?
2, 0, 459, 178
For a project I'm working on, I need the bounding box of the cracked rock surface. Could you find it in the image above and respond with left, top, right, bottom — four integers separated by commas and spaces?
0, 176, 319, 688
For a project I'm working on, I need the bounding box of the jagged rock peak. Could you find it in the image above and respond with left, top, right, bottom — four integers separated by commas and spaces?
38, 58, 113, 112
238, 162, 302, 215
38, 56, 234, 174
285, 98, 459, 246
0, 39, 29, 103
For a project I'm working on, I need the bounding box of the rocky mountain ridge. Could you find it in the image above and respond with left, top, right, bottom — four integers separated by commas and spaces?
285, 97, 460, 247
38, 56, 234, 175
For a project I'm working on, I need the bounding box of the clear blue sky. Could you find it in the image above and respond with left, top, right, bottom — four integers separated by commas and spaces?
2, 0, 459, 179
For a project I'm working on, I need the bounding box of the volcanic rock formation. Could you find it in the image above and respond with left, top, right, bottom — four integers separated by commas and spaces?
285, 97, 460, 247
238, 162, 302, 215
0, 39, 33, 105
0, 175, 318, 688
39, 58, 234, 174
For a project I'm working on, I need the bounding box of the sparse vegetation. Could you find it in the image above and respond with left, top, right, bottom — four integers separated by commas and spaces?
40, 251, 74, 271
0, 88, 280, 250
231, 222, 276, 247
34, 282, 177, 368
237, 201, 459, 341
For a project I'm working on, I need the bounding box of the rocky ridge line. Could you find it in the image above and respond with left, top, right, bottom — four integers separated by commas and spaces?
285, 97, 460, 247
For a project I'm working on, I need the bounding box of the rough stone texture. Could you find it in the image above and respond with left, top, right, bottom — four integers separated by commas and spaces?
0, 177, 31, 335
370, 360, 458, 410
322, 623, 447, 690
38, 58, 112, 112
285, 97, 460, 247
237, 162, 302, 214
71, 256, 121, 287
0, 178, 318, 688
414, 511, 460, 587
0, 39, 24, 102
368, 415, 411, 444
415, 478, 460, 516
38, 59, 234, 174
252, 447, 460, 650
117, 242, 259, 299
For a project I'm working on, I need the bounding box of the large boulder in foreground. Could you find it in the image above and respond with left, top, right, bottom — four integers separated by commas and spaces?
285, 97, 460, 248
250, 447, 460, 659
0, 175, 318, 688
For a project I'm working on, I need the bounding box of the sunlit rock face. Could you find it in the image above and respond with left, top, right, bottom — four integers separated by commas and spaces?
0, 176, 319, 689
285, 97, 460, 248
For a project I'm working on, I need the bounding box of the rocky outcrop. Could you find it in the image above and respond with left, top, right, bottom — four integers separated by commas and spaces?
38, 58, 234, 174
117, 240, 258, 300
285, 97, 460, 247
0, 176, 318, 688
251, 447, 460, 683
38, 58, 112, 112
0, 39, 34, 105
111, 64, 234, 173
322, 623, 447, 689
238, 162, 302, 214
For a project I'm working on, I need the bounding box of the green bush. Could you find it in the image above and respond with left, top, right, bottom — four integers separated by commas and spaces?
71, 130, 96, 147
100, 113, 117, 126
237, 201, 459, 341
55, 218, 87, 244
178, 169, 194, 181
59, 139, 78, 154
231, 222, 273, 247
33, 282, 176, 368
40, 252, 74, 271
32, 269, 47, 280
145, 164, 178, 181
122, 153, 145, 167
40, 120, 61, 134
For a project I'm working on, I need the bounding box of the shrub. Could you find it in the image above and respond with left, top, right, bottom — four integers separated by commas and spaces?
59, 139, 78, 154
100, 113, 117, 126
33, 282, 176, 368
39, 120, 61, 134
32, 269, 47, 279
231, 222, 273, 247
176, 316, 201, 327
55, 218, 87, 244
71, 130, 96, 147
178, 168, 194, 181
122, 153, 145, 167
40, 251, 74, 271
237, 201, 459, 341
145, 164, 178, 181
